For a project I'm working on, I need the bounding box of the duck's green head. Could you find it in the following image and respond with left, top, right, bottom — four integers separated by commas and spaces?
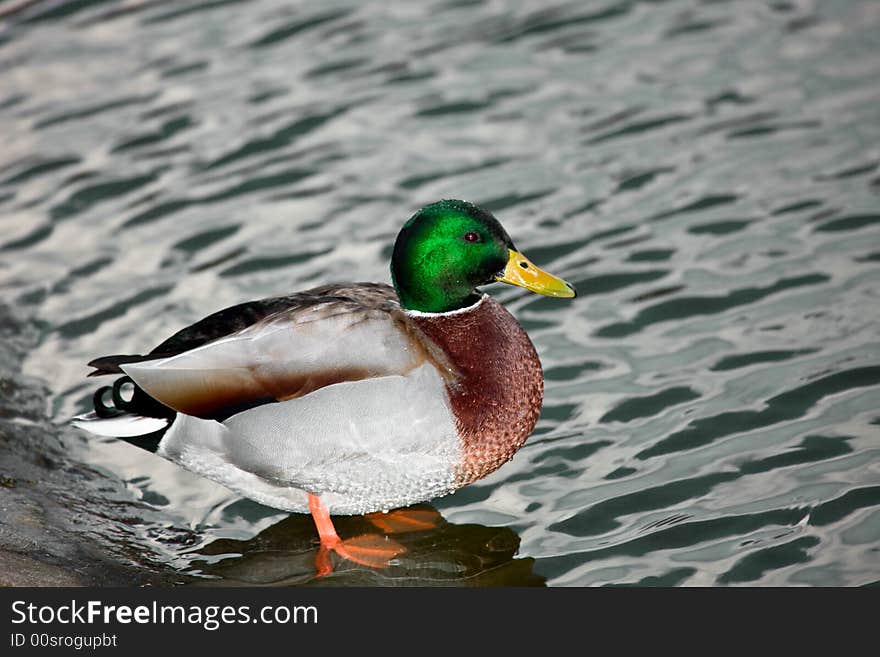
391, 199, 576, 313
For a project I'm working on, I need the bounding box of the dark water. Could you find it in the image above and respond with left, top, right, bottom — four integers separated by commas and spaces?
1, 0, 879, 586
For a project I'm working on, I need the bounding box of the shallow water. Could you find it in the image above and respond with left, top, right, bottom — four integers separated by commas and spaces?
1, 0, 879, 586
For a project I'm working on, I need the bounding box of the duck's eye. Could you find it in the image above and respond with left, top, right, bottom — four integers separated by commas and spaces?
464, 232, 480, 243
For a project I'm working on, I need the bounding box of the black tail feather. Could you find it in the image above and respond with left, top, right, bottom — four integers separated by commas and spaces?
92, 375, 175, 420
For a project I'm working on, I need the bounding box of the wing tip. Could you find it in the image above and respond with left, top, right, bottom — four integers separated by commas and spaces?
86, 354, 147, 377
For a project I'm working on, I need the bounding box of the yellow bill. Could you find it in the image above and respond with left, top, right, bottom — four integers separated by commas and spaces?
495, 249, 576, 298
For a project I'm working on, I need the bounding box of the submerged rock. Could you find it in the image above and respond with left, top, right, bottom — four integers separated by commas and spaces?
0, 303, 180, 586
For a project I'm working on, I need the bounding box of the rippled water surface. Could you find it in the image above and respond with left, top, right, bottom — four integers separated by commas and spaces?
2, 0, 879, 586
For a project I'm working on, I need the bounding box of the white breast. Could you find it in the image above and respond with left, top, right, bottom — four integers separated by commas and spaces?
155, 363, 462, 515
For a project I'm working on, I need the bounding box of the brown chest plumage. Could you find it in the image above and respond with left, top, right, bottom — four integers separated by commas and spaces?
406, 296, 544, 485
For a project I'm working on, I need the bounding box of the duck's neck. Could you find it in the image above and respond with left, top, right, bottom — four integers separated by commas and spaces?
405, 295, 544, 484
395, 286, 483, 314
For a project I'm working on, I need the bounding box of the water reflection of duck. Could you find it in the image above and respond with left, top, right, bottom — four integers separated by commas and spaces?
188, 505, 545, 586
72, 200, 575, 574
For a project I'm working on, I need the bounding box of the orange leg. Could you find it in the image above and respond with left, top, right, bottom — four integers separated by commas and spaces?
309, 493, 341, 545
308, 494, 406, 577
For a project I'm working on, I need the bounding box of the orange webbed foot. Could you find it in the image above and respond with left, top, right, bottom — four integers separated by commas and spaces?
309, 494, 407, 577
333, 534, 406, 570
365, 507, 442, 534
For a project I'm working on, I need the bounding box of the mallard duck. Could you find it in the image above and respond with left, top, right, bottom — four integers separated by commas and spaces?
73, 199, 575, 571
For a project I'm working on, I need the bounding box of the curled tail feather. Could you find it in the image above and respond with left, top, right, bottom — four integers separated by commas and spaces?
92, 375, 175, 419
73, 376, 173, 448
